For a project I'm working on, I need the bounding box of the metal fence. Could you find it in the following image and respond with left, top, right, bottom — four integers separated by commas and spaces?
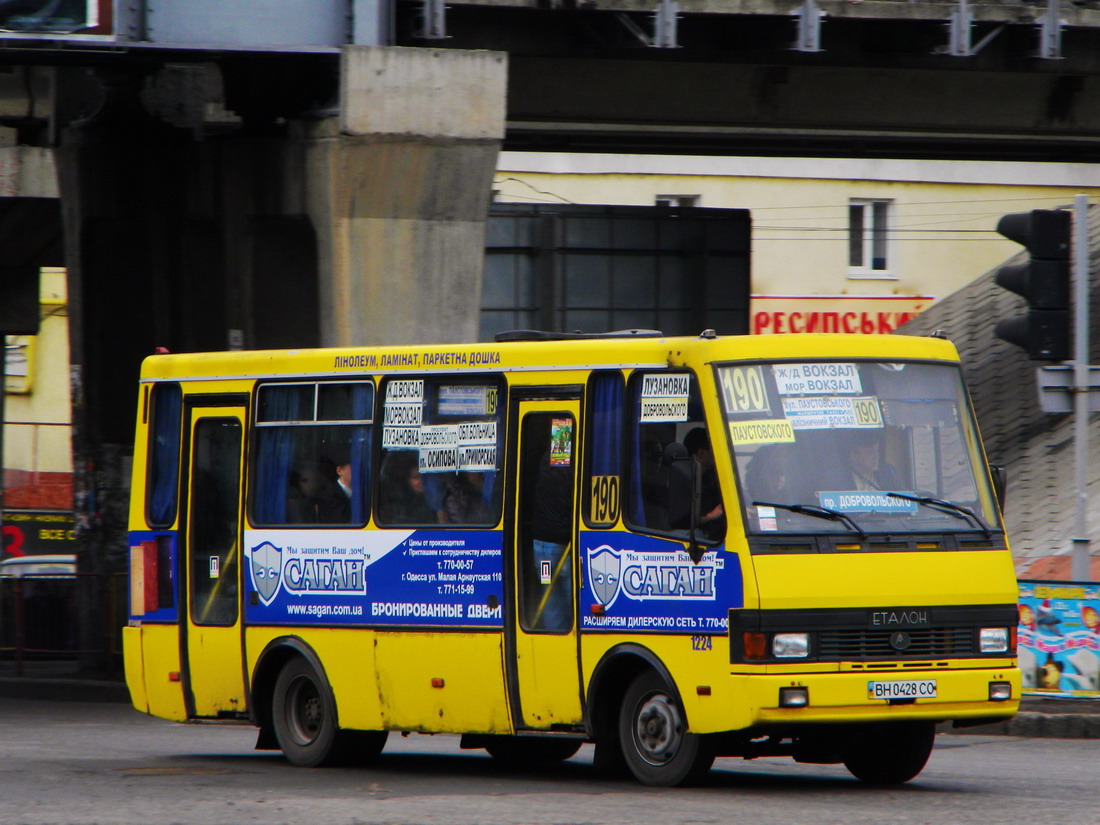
0, 572, 127, 678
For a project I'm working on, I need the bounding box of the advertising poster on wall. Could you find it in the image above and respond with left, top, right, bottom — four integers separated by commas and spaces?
2, 510, 76, 559
1018, 580, 1100, 697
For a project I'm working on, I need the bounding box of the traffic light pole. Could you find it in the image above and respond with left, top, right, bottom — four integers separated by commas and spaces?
1072, 194, 1091, 582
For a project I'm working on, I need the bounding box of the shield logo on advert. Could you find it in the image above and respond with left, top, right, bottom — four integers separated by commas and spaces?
250, 541, 283, 605
588, 544, 622, 608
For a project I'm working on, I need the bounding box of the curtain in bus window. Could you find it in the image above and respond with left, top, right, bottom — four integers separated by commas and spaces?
253, 387, 312, 524
347, 383, 373, 524
627, 387, 647, 527
590, 372, 623, 476
148, 383, 182, 527
589, 372, 623, 523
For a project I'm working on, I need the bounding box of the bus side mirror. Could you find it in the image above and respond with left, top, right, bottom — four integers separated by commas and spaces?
688, 459, 705, 564
990, 464, 1007, 513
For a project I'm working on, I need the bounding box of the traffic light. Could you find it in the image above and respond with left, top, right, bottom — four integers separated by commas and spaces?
993, 208, 1071, 361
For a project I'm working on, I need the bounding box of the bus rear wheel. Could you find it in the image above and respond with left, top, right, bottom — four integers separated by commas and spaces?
842, 722, 935, 785
618, 671, 714, 786
483, 735, 582, 764
272, 657, 387, 767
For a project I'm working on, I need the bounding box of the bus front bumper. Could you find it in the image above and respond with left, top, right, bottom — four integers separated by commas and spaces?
719, 664, 1021, 730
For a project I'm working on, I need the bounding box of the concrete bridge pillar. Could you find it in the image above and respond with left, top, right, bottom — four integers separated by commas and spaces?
304, 46, 507, 346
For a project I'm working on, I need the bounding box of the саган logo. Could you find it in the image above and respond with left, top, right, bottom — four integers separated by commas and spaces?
250, 541, 283, 605
587, 544, 622, 608
587, 543, 722, 607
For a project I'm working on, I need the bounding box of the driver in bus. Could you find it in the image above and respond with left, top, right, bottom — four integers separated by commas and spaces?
838, 430, 904, 492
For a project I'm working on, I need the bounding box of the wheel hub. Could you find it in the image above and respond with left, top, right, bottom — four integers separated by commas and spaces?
633, 694, 683, 766
287, 676, 323, 745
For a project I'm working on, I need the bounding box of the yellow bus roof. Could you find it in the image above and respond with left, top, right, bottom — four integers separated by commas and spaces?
139, 332, 960, 383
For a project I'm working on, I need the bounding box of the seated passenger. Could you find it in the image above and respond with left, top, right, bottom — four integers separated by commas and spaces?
745, 443, 790, 504
380, 452, 436, 524
287, 459, 350, 524
440, 471, 493, 524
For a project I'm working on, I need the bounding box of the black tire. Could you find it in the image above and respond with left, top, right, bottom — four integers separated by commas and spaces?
272, 657, 388, 767
618, 671, 714, 787
483, 735, 582, 764
592, 737, 630, 778
333, 729, 389, 766
842, 722, 935, 785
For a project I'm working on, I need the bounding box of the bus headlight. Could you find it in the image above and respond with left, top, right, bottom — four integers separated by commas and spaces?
980, 627, 1009, 653
773, 633, 810, 658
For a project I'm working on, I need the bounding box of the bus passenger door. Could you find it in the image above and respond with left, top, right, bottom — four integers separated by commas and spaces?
507, 396, 584, 730
182, 403, 247, 718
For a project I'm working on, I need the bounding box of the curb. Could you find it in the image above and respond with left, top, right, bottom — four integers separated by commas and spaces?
947, 711, 1100, 739
0, 677, 130, 704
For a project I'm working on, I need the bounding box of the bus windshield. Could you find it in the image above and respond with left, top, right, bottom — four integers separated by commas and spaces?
718, 360, 1002, 538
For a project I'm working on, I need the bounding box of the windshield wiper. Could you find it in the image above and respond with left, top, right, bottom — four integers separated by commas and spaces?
886, 492, 992, 538
752, 501, 868, 540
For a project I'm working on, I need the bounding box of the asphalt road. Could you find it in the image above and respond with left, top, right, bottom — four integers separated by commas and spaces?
2, 699, 1094, 825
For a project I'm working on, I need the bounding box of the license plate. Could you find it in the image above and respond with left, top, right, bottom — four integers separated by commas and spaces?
867, 679, 937, 700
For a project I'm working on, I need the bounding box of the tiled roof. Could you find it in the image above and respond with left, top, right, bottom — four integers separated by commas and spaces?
897, 203, 1100, 579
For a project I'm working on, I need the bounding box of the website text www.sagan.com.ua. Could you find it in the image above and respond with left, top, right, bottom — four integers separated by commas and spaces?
285, 603, 364, 617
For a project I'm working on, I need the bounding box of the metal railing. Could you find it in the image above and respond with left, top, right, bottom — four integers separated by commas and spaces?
0, 571, 126, 678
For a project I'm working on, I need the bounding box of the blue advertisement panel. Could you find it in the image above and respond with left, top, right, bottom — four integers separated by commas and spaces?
243, 528, 504, 627
1018, 579, 1100, 697
579, 530, 742, 634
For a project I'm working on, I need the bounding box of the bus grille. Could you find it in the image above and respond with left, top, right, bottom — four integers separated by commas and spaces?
817, 627, 976, 660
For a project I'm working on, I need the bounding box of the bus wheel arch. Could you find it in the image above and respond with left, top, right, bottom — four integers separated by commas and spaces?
586, 644, 694, 779
252, 638, 387, 767
251, 637, 327, 751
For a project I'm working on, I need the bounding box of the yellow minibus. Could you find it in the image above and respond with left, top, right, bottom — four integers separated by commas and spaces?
123, 330, 1019, 786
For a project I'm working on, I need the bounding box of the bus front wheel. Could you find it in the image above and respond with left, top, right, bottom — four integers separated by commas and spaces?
842, 722, 935, 785
618, 671, 714, 786
272, 657, 387, 767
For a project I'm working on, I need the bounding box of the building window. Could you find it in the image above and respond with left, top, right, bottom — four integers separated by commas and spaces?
482, 205, 750, 341
3, 336, 33, 394
848, 199, 893, 278
656, 194, 700, 208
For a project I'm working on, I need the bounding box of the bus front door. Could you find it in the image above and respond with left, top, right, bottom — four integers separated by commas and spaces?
182, 404, 247, 718
508, 397, 583, 730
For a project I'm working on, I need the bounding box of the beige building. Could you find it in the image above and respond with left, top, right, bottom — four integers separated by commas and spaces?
4, 266, 72, 514
494, 153, 1100, 333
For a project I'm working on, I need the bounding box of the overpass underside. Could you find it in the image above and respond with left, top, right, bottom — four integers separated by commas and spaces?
403, 0, 1100, 161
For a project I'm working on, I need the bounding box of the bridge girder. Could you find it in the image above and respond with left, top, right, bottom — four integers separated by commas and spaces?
395, 0, 1100, 160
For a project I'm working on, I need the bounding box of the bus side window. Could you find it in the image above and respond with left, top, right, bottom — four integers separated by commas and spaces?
624, 371, 724, 542
252, 381, 373, 527
377, 376, 505, 527
147, 382, 182, 528
585, 370, 624, 527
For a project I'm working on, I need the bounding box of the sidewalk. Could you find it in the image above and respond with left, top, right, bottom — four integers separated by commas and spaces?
949, 694, 1100, 739
0, 660, 130, 703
